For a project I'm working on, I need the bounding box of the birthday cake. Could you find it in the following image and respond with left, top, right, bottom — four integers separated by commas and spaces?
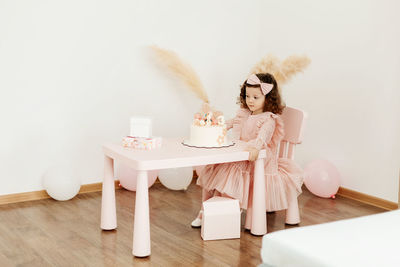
186, 104, 228, 147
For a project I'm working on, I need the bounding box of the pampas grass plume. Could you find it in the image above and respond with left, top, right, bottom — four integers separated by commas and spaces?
250, 54, 311, 85
279, 55, 311, 84
149, 45, 209, 103
250, 54, 281, 78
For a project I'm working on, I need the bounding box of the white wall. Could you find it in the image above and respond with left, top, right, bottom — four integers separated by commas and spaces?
0, 0, 262, 195
258, 0, 400, 202
1, 0, 399, 203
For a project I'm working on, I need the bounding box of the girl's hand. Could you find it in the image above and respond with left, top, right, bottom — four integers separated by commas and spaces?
246, 146, 260, 161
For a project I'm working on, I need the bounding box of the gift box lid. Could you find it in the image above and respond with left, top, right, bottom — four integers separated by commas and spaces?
202, 197, 240, 216
130, 117, 152, 125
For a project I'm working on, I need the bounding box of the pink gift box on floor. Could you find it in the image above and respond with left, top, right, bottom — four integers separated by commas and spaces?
201, 196, 241, 241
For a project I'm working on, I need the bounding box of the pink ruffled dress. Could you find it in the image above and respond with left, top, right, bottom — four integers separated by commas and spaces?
196, 108, 304, 211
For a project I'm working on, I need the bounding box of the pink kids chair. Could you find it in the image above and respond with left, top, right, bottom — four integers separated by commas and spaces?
243, 106, 307, 231
278, 106, 307, 224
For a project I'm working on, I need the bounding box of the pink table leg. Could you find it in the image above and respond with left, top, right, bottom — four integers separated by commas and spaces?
244, 188, 253, 230
250, 158, 267, 235
101, 155, 117, 230
132, 170, 151, 257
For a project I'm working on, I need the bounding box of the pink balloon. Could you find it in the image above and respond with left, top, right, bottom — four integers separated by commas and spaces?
116, 162, 158, 191
304, 159, 341, 198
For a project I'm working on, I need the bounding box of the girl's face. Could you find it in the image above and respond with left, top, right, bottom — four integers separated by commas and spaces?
245, 86, 265, 115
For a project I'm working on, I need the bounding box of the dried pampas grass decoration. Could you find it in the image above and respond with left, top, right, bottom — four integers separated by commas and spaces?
251, 54, 282, 79
250, 54, 311, 85
149, 45, 209, 103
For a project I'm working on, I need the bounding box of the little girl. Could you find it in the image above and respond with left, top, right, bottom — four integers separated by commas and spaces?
191, 73, 304, 227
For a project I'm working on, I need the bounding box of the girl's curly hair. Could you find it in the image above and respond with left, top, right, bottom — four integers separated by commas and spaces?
238, 73, 285, 115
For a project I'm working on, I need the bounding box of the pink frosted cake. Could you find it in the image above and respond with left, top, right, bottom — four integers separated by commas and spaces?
187, 104, 228, 147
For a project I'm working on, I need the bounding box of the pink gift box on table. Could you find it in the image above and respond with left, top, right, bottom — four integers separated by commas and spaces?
201, 196, 241, 241
122, 136, 162, 150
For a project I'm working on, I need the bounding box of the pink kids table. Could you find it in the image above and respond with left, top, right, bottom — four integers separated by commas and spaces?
101, 138, 267, 257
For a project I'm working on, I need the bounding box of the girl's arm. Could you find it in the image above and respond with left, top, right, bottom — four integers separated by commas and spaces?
246, 118, 275, 161
226, 108, 251, 131
225, 119, 234, 130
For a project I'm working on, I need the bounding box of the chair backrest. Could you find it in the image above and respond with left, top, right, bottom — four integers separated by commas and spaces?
278, 106, 307, 160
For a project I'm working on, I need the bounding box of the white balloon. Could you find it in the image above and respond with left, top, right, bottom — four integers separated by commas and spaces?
42, 165, 81, 201
158, 167, 193, 190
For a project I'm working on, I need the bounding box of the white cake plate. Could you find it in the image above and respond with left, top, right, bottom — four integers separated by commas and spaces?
182, 139, 235, 149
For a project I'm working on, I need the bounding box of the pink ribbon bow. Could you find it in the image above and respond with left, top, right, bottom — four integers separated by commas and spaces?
246, 74, 274, 95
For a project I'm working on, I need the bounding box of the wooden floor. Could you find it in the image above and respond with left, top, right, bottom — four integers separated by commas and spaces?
0, 181, 385, 267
